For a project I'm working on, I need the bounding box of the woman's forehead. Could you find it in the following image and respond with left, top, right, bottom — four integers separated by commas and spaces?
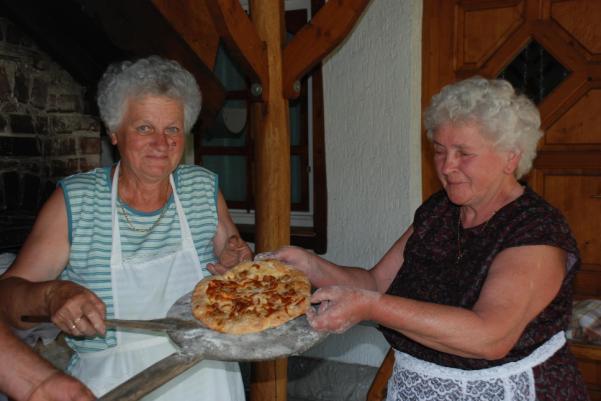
125, 93, 183, 107
122, 96, 184, 118
433, 124, 501, 153
433, 122, 485, 141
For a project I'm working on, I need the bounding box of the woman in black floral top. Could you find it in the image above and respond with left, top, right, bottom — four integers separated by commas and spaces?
268, 77, 588, 400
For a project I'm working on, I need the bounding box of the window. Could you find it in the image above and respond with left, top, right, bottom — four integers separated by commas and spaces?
196, 1, 327, 253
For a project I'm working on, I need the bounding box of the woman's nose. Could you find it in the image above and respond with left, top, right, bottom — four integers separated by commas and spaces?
440, 154, 457, 174
152, 132, 173, 149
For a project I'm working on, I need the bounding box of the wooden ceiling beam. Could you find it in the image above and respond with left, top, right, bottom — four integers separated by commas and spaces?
205, 0, 269, 103
80, 0, 225, 123
152, 0, 220, 70
282, 0, 371, 99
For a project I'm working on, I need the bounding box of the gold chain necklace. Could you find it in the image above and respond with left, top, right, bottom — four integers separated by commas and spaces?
456, 209, 495, 263
120, 202, 169, 233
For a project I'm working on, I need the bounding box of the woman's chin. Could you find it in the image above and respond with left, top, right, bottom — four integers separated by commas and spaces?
445, 187, 469, 206
146, 158, 175, 169
138, 164, 175, 180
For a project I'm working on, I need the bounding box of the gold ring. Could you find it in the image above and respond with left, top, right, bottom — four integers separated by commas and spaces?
70, 323, 77, 330
73, 316, 83, 325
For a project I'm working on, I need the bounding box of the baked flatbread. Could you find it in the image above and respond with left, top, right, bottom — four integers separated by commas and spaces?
191, 259, 311, 335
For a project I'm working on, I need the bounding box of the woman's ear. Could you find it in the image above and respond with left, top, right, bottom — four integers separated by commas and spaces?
110, 132, 118, 145
503, 150, 521, 175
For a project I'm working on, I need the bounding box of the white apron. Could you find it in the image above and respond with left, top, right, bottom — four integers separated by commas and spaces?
387, 331, 566, 401
70, 163, 245, 400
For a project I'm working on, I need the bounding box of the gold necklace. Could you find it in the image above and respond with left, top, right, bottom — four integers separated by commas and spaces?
119, 202, 169, 233
456, 209, 496, 263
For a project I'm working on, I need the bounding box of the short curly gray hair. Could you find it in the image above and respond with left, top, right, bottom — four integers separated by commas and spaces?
424, 77, 542, 179
97, 55, 202, 133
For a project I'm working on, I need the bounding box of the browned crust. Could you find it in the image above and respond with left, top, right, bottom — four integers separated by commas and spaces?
191, 259, 310, 335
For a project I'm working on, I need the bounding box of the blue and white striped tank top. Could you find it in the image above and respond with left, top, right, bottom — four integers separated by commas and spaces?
59, 164, 218, 352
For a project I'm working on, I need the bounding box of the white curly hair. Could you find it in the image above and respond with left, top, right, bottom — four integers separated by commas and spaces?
97, 55, 202, 134
424, 76, 543, 179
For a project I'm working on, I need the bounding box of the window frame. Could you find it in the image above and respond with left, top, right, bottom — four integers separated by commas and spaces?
194, 2, 327, 254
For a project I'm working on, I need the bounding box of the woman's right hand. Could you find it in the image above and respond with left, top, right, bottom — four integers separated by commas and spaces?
46, 281, 106, 337
256, 246, 322, 283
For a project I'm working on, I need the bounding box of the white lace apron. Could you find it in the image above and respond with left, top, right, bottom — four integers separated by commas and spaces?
387, 331, 566, 401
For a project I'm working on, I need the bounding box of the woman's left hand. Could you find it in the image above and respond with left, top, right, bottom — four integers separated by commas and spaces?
207, 235, 252, 275
307, 286, 380, 333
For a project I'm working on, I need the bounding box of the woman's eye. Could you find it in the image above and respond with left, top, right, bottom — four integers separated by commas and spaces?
136, 125, 153, 134
165, 126, 180, 135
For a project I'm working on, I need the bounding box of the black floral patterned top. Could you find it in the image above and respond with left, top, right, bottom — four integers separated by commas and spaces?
380, 186, 589, 400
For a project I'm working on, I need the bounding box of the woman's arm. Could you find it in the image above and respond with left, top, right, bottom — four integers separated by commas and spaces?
390, 244, 565, 359
0, 319, 95, 401
273, 226, 413, 291
369, 226, 413, 292
313, 244, 566, 359
2, 188, 70, 281
0, 187, 105, 335
209, 191, 252, 274
0, 188, 70, 328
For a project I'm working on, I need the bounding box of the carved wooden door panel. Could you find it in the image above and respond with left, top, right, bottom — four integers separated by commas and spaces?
423, 0, 601, 297
422, 1, 601, 398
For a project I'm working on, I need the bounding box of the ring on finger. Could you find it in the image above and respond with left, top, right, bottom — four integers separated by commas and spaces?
73, 316, 83, 325
70, 323, 77, 330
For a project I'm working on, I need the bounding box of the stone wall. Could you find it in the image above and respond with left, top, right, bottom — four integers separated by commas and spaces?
0, 16, 101, 250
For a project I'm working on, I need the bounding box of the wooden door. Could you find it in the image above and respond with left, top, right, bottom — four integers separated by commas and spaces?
422, 0, 601, 398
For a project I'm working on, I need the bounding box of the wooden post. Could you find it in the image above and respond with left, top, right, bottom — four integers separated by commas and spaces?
249, 2, 290, 401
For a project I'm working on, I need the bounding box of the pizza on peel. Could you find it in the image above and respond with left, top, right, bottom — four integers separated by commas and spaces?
191, 259, 311, 335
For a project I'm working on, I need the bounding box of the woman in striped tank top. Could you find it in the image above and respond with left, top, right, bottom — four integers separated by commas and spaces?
0, 56, 251, 400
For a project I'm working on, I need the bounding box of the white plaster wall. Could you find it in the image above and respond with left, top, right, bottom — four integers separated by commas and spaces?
300, 0, 423, 367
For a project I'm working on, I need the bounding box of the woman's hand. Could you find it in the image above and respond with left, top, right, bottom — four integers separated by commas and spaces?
256, 246, 312, 269
256, 246, 320, 282
27, 371, 95, 401
46, 281, 106, 337
207, 235, 252, 275
306, 285, 381, 333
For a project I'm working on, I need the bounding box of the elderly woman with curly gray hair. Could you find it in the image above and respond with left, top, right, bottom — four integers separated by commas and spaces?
0, 56, 250, 400
269, 77, 589, 400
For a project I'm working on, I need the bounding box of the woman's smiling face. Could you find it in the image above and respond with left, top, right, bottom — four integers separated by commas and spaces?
432, 122, 518, 208
111, 95, 185, 183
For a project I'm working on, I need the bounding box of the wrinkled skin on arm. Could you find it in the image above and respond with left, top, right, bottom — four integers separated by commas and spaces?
365, 245, 566, 359
270, 230, 566, 361
267, 228, 412, 332
27, 371, 96, 401
0, 188, 106, 337
207, 191, 252, 275
268, 227, 411, 291
0, 319, 95, 401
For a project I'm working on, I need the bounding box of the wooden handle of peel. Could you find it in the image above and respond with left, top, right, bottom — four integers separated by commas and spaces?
98, 352, 204, 401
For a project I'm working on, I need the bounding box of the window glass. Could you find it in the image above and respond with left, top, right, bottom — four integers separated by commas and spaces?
203, 155, 247, 202
290, 97, 302, 146
213, 46, 246, 91
204, 44, 308, 211
202, 99, 247, 147
291, 155, 301, 204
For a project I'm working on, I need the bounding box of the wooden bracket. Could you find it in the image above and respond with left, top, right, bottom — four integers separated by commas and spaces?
282, 0, 371, 99
206, 0, 270, 103
82, 0, 226, 122
152, 0, 221, 70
